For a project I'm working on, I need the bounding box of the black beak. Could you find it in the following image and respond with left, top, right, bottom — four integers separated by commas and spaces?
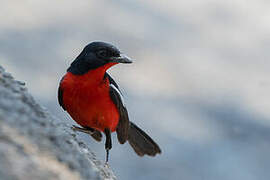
109, 54, 133, 64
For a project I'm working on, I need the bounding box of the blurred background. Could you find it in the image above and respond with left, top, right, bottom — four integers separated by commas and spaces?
1, 0, 270, 179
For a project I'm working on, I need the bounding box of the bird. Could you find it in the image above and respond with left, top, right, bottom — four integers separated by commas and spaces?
58, 41, 161, 162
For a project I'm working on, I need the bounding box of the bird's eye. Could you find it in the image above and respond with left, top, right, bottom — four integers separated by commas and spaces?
97, 49, 108, 58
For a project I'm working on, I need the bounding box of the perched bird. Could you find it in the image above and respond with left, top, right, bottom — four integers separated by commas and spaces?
58, 42, 161, 162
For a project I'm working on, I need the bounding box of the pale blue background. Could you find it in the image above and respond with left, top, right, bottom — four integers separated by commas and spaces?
1, 1, 270, 179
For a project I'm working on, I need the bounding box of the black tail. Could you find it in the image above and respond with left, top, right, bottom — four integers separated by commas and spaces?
128, 122, 161, 156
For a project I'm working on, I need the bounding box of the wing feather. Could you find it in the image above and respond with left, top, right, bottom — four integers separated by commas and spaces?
106, 73, 129, 144
58, 77, 66, 110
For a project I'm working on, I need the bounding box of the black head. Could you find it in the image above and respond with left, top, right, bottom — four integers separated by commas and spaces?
67, 42, 133, 75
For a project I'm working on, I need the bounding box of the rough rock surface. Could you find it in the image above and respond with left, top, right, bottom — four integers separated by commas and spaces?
0, 66, 116, 180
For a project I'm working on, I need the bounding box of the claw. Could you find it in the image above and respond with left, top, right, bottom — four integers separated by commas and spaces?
71, 125, 94, 135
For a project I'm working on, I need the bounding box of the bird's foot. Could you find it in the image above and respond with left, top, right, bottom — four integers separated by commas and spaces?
71, 125, 95, 135
104, 161, 110, 167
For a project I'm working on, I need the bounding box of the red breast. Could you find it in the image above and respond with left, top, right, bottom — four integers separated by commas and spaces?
60, 63, 119, 132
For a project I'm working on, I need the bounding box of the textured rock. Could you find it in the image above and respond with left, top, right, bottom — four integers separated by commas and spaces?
0, 66, 116, 180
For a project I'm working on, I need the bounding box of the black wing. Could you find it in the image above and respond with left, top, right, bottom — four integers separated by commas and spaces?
58, 77, 66, 110
106, 73, 129, 144
106, 72, 119, 89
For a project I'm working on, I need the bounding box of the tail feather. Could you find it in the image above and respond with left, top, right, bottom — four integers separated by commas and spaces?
128, 122, 161, 156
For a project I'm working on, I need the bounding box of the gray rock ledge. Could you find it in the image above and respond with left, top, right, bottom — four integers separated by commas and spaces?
0, 66, 116, 180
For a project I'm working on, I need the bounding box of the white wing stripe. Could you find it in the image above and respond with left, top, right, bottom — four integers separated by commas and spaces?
110, 84, 126, 107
